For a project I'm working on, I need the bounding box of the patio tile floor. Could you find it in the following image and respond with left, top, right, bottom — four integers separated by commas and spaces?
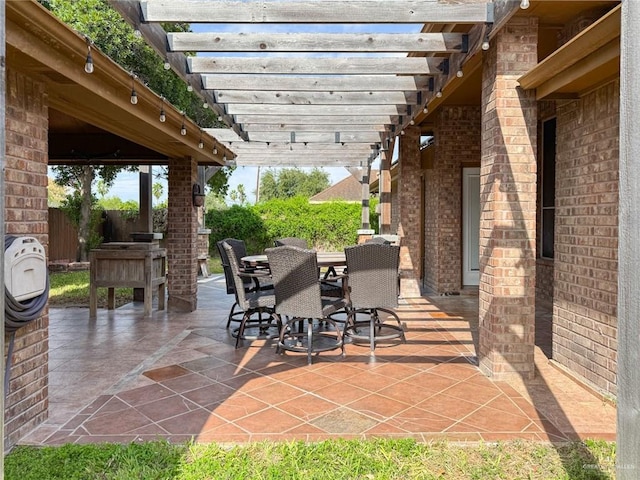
19, 275, 616, 446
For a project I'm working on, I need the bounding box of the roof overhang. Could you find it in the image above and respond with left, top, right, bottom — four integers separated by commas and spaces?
518, 4, 620, 99
5, 0, 235, 166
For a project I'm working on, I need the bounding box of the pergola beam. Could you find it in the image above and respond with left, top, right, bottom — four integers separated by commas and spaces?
214, 90, 418, 105
141, 1, 493, 24
188, 56, 445, 76
202, 74, 431, 91
169, 32, 467, 53
225, 104, 407, 116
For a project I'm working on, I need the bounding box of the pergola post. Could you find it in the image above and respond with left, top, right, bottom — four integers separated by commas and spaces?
379, 143, 393, 235
617, 0, 640, 476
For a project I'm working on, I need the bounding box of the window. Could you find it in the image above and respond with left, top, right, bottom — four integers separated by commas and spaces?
541, 118, 556, 259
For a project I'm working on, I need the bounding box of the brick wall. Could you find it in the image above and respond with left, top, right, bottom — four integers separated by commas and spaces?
398, 126, 423, 297
478, 17, 538, 380
390, 184, 399, 235
423, 106, 481, 294
553, 80, 619, 395
167, 158, 199, 311
4, 69, 49, 447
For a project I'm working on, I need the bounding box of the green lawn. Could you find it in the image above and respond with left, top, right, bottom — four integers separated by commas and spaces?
5, 438, 616, 480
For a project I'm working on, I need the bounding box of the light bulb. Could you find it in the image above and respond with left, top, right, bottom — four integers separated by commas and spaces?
520, 0, 530, 9
159, 109, 166, 122
187, 84, 193, 92
198, 140, 204, 149
409, 119, 415, 125
203, 101, 209, 109
223, 155, 227, 162
482, 39, 490, 51
84, 51, 94, 74
457, 70, 464, 78
130, 89, 138, 105
436, 90, 443, 98
163, 60, 171, 70
400, 129, 405, 135
423, 107, 428, 114
133, 29, 142, 38
180, 124, 187, 136
213, 147, 218, 155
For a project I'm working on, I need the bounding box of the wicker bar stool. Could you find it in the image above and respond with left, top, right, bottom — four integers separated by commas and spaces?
265, 245, 346, 365
343, 243, 405, 354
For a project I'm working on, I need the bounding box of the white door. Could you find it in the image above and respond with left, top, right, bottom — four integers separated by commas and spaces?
463, 168, 480, 286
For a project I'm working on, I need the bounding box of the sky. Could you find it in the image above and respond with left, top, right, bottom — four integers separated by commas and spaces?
107, 165, 352, 204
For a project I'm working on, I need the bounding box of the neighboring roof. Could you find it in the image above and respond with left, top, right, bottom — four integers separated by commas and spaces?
310, 175, 362, 203
6, 0, 234, 166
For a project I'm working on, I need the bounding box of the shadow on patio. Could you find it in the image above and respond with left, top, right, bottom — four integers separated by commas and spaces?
20, 275, 615, 446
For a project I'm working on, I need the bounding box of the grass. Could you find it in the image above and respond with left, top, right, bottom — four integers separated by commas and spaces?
5, 438, 616, 479
48, 255, 224, 308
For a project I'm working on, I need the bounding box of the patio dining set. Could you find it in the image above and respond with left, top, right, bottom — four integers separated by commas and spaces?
216, 237, 406, 364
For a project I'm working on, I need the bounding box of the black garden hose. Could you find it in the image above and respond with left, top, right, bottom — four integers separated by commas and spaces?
4, 235, 50, 397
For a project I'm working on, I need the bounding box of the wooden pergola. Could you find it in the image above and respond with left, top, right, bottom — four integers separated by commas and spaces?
110, 0, 494, 168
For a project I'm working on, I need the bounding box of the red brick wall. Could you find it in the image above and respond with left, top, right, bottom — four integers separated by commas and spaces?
4, 69, 49, 447
423, 106, 482, 294
553, 80, 619, 395
167, 158, 199, 311
479, 17, 538, 380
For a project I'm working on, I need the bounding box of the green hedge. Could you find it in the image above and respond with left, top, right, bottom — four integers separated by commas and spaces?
206, 197, 379, 254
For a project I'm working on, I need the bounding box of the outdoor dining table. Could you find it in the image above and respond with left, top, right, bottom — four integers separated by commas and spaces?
241, 251, 346, 269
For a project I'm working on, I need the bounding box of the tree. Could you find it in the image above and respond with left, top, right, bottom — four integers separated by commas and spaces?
259, 168, 330, 201
48, 177, 68, 207
41, 0, 228, 260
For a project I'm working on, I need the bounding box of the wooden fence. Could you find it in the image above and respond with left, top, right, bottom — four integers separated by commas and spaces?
48, 209, 148, 263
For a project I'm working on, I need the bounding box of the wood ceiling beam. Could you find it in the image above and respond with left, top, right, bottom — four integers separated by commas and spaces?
202, 74, 431, 91
141, 1, 493, 24
231, 114, 395, 125
233, 157, 368, 167
224, 143, 375, 153
241, 123, 387, 132
225, 104, 407, 116
189, 56, 445, 75
214, 90, 418, 105
168, 32, 466, 53
245, 132, 383, 143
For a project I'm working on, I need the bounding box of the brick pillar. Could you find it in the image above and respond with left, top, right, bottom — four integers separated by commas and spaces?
479, 18, 538, 380
398, 126, 422, 298
167, 157, 199, 311
4, 70, 49, 448
379, 145, 393, 235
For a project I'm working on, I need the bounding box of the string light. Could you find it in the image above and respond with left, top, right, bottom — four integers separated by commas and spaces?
159, 97, 166, 122
436, 90, 443, 98
482, 34, 490, 51
180, 112, 187, 136
423, 106, 428, 114
520, 0, 530, 9
84, 37, 94, 74
456, 70, 464, 78
186, 83, 193, 92
213, 146, 218, 155
203, 101, 209, 109
163, 58, 171, 70
133, 29, 142, 38
130, 74, 138, 105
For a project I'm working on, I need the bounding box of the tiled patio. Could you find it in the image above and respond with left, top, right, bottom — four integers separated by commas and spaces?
20, 275, 616, 446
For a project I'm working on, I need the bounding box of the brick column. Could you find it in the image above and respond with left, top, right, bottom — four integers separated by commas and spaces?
479, 17, 538, 380
379, 145, 393, 235
398, 126, 422, 298
4, 70, 49, 448
167, 157, 199, 311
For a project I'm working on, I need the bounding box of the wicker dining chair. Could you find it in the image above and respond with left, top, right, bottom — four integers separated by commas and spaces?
216, 238, 272, 328
222, 241, 279, 348
343, 243, 405, 353
265, 245, 346, 364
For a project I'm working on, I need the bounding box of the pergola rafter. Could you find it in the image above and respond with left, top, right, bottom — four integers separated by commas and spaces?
111, 0, 494, 167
